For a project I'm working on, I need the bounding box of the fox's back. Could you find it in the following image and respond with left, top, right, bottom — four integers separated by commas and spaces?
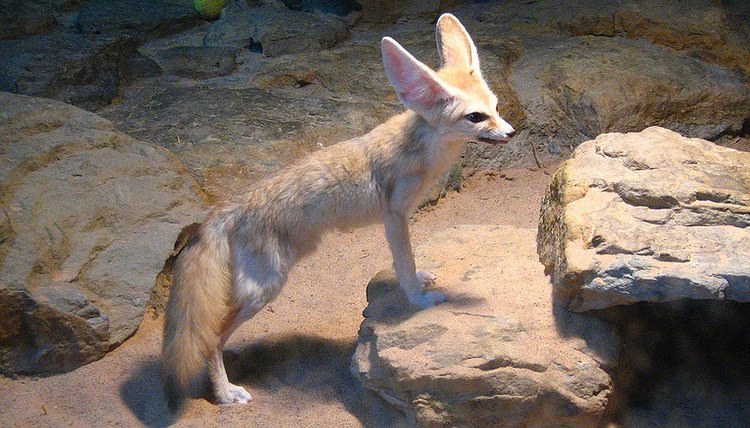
215, 112, 427, 246
256, 136, 386, 231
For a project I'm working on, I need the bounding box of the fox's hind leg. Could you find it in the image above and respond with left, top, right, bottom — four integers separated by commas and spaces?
210, 243, 290, 405
210, 304, 260, 404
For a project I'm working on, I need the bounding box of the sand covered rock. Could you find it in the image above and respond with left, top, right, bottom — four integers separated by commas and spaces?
352, 225, 616, 427
100, 83, 400, 200
0, 93, 206, 374
538, 127, 750, 312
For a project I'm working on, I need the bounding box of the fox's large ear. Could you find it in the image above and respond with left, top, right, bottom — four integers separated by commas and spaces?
381, 37, 454, 123
436, 13, 480, 73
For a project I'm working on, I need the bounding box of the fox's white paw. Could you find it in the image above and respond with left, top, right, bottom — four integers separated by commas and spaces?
215, 383, 253, 405
410, 290, 447, 309
417, 271, 437, 287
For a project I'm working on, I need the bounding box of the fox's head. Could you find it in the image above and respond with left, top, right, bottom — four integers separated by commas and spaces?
381, 14, 515, 145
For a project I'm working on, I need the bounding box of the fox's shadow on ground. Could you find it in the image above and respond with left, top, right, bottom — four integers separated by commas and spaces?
224, 334, 407, 427
120, 335, 406, 427
120, 360, 176, 428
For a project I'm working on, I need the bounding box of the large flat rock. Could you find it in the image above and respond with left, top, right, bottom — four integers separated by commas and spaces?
538, 126, 750, 312
352, 225, 616, 427
0, 92, 207, 374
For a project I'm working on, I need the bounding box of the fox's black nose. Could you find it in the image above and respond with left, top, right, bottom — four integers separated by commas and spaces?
506, 130, 516, 138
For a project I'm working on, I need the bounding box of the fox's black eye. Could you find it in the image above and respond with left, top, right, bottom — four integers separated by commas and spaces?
465, 112, 488, 123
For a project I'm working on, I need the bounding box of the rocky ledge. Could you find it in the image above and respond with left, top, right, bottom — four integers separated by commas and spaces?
352, 225, 617, 427
538, 126, 750, 312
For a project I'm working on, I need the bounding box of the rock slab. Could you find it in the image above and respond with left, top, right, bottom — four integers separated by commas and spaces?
203, 5, 349, 57
0, 92, 207, 374
352, 225, 615, 427
538, 126, 750, 312
0, 33, 136, 111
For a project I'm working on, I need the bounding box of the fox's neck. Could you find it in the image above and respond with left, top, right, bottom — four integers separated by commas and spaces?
374, 110, 466, 175
385, 110, 439, 145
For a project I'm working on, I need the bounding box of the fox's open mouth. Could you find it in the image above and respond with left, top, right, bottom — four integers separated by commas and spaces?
477, 137, 509, 145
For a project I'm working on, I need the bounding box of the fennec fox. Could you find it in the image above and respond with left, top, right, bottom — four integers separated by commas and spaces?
162, 13, 515, 411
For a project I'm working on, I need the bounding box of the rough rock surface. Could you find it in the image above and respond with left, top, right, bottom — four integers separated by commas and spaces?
0, 0, 204, 110
0, 92, 207, 374
509, 35, 750, 151
155, 45, 238, 79
0, 0, 60, 40
472, 0, 750, 77
100, 83, 401, 200
1, 1, 748, 157
0, 33, 137, 111
356, 0, 460, 23
538, 126, 750, 312
75, 0, 200, 39
465, 0, 750, 164
281, 0, 363, 16
352, 225, 616, 427
203, 5, 349, 57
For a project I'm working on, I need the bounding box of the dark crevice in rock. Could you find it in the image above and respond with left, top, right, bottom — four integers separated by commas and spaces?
474, 357, 548, 373
449, 310, 497, 320
653, 252, 689, 263
694, 190, 737, 204
622, 159, 655, 171
614, 186, 680, 209
600, 300, 750, 426
595, 244, 655, 257
589, 234, 606, 248
247, 38, 263, 54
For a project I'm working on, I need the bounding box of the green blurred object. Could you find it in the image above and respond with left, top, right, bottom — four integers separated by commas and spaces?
194, 0, 225, 20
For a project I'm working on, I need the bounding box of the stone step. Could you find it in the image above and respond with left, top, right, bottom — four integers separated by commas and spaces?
352, 225, 617, 427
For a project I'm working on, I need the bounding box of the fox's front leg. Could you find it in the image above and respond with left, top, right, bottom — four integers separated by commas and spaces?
417, 271, 437, 287
384, 211, 446, 308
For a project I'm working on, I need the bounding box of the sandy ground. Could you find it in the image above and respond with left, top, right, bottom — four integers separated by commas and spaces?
0, 164, 558, 428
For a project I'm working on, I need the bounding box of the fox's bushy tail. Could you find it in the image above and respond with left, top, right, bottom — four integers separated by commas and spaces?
161, 226, 231, 413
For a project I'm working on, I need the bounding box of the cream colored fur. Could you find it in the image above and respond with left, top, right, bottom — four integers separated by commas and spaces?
162, 13, 515, 412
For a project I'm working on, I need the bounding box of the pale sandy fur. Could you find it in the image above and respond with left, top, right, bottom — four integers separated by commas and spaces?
161, 13, 515, 412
